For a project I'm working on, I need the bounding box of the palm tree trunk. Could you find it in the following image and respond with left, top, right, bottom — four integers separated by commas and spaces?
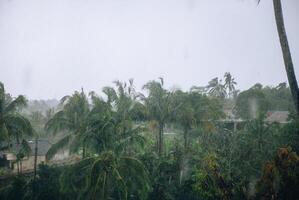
273, 0, 299, 115
17, 161, 20, 174
82, 144, 86, 159
20, 160, 22, 174
34, 137, 38, 180
158, 122, 164, 156
183, 127, 188, 152
16, 135, 20, 174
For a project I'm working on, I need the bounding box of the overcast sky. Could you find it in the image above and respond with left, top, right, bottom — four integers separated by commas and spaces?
0, 0, 298, 99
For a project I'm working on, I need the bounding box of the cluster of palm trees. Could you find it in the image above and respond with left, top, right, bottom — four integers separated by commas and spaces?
205, 73, 237, 99
40, 78, 229, 199
0, 82, 34, 174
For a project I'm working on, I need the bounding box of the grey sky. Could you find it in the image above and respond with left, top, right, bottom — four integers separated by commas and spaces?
0, 0, 298, 99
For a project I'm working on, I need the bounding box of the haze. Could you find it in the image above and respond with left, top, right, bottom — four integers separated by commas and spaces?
0, 0, 298, 99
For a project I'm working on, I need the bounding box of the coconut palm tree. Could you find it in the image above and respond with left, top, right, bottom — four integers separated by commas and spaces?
207, 78, 227, 98
171, 90, 196, 151
0, 82, 34, 173
142, 78, 178, 156
0, 82, 33, 145
45, 89, 90, 160
75, 80, 145, 157
257, 0, 299, 115
60, 151, 151, 200
102, 79, 139, 136
224, 72, 237, 99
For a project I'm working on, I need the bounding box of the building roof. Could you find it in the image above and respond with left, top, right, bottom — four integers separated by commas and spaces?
1, 139, 51, 158
27, 139, 51, 156
265, 111, 290, 123
221, 109, 290, 124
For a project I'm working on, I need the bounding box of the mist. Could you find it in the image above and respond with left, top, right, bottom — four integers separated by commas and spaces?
0, 0, 299, 99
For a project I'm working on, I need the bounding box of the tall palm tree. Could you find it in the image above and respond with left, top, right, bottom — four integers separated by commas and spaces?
224, 72, 237, 99
101, 80, 146, 153
0, 82, 33, 173
102, 79, 138, 134
0, 82, 33, 145
142, 78, 177, 156
171, 90, 196, 151
80, 80, 145, 156
45, 89, 90, 160
258, 0, 299, 115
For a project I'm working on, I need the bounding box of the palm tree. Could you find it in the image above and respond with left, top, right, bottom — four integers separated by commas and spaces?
102, 80, 139, 135
60, 151, 151, 200
0, 82, 34, 173
207, 77, 227, 98
171, 90, 196, 151
0, 82, 33, 145
142, 78, 177, 156
77, 80, 145, 157
257, 0, 299, 115
224, 72, 237, 99
45, 89, 90, 160
15, 139, 32, 174
101, 80, 146, 154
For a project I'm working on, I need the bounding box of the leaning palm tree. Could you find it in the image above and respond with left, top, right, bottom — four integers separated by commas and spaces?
0, 82, 34, 173
257, 0, 299, 115
45, 89, 90, 160
207, 77, 227, 98
0, 82, 33, 145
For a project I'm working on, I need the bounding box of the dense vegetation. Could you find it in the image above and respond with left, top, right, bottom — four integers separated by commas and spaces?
1, 74, 299, 200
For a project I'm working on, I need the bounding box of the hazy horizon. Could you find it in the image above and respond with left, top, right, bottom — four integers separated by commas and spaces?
1, 0, 299, 100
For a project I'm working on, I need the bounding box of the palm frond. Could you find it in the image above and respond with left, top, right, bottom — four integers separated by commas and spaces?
0, 82, 5, 103
60, 95, 71, 105
4, 95, 27, 113
45, 110, 70, 135
102, 86, 117, 104
46, 134, 73, 161
4, 113, 34, 137
119, 156, 151, 199
20, 139, 32, 156
69, 132, 84, 154
60, 157, 95, 194
0, 123, 9, 141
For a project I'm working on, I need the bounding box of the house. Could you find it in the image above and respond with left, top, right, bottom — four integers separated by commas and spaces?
265, 111, 290, 124
1, 138, 69, 173
220, 110, 290, 131
2, 139, 50, 172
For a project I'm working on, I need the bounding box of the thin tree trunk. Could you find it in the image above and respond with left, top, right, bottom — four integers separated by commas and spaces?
183, 127, 188, 152
155, 133, 159, 153
16, 135, 20, 174
82, 144, 86, 159
17, 161, 20, 174
20, 160, 22, 174
158, 122, 164, 156
34, 137, 38, 180
273, 0, 299, 115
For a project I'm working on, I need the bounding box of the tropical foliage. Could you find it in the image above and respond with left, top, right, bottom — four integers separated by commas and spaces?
0, 77, 298, 200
